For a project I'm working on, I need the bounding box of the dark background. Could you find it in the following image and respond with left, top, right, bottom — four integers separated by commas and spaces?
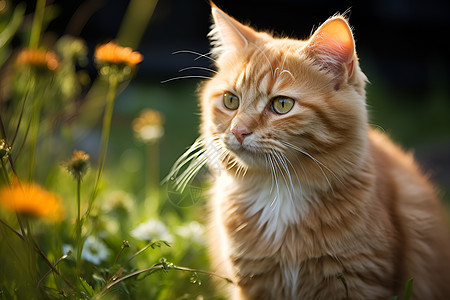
22, 0, 450, 86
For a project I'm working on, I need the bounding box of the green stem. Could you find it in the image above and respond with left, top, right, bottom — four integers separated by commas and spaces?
1, 159, 10, 186
75, 177, 82, 274
28, 74, 40, 182
96, 263, 233, 297
29, 0, 46, 49
87, 75, 118, 215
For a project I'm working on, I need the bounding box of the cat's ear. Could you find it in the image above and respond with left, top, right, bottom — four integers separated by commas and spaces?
305, 16, 356, 80
209, 4, 258, 55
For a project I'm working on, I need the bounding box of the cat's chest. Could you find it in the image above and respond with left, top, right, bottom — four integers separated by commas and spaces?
213, 173, 311, 248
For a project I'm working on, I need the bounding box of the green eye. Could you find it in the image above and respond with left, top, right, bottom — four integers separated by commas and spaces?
223, 92, 239, 110
272, 96, 295, 114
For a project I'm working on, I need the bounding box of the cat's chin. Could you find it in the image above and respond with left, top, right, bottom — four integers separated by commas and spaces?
227, 147, 267, 170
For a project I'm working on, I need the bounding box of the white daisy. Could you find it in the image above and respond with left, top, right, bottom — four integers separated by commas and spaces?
81, 236, 111, 265
175, 221, 205, 245
131, 219, 173, 243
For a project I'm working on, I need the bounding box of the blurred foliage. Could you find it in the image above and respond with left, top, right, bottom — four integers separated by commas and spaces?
0, 0, 228, 299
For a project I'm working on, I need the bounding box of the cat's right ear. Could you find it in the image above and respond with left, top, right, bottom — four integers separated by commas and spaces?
304, 16, 356, 82
209, 3, 258, 56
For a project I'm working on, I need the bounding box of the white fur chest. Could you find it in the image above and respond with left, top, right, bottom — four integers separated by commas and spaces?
213, 172, 310, 243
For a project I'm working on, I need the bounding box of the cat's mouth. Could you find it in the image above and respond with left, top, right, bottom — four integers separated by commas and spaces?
224, 139, 267, 168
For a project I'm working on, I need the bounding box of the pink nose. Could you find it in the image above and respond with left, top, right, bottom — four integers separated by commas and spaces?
231, 125, 253, 144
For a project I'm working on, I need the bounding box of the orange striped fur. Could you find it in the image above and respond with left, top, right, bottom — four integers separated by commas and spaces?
190, 5, 450, 299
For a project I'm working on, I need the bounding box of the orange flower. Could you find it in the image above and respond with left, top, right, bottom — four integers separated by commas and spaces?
95, 42, 143, 66
16, 49, 59, 71
0, 182, 64, 222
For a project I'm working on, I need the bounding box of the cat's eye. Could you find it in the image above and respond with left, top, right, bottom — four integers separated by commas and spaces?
223, 92, 239, 110
271, 96, 295, 114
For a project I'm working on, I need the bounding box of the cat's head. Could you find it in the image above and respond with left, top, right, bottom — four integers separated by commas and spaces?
199, 5, 369, 186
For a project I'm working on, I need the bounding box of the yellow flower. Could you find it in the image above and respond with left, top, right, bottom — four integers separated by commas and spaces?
0, 182, 64, 222
95, 42, 143, 66
16, 48, 59, 71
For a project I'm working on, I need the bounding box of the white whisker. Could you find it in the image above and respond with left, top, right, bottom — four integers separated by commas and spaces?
272, 151, 295, 201
178, 66, 218, 74
280, 140, 342, 191
164, 136, 227, 192
161, 75, 212, 84
249, 42, 274, 77
279, 69, 295, 81
171, 50, 216, 62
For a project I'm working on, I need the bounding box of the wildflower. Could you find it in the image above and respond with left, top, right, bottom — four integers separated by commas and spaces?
132, 109, 165, 143
175, 221, 206, 245
95, 41, 143, 66
0, 181, 64, 222
16, 48, 59, 71
81, 236, 110, 265
0, 139, 11, 160
131, 218, 173, 243
63, 150, 90, 180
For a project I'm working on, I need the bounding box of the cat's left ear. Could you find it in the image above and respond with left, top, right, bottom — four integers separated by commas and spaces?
305, 16, 356, 81
209, 3, 259, 56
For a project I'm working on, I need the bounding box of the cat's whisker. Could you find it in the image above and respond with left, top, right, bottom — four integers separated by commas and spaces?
272, 151, 295, 201
279, 151, 303, 198
266, 153, 281, 208
178, 66, 218, 74
171, 49, 216, 63
273, 67, 280, 77
161, 75, 213, 84
164, 139, 206, 180
280, 140, 341, 192
175, 153, 209, 191
249, 42, 275, 77
279, 45, 292, 75
165, 136, 227, 192
279, 69, 295, 81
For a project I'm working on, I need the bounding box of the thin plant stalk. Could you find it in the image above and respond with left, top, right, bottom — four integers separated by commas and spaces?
88, 75, 118, 214
96, 263, 233, 297
1, 159, 10, 186
75, 176, 82, 274
145, 141, 160, 214
28, 93, 42, 181
29, 0, 46, 49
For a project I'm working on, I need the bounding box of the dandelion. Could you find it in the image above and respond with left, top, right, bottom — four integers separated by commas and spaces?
63, 150, 90, 180
16, 48, 59, 71
81, 236, 111, 265
95, 41, 143, 66
132, 109, 165, 144
175, 221, 206, 245
0, 181, 64, 222
131, 219, 173, 243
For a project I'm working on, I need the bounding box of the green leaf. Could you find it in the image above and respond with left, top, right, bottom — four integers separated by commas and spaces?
337, 274, 349, 300
79, 277, 95, 297
403, 278, 414, 300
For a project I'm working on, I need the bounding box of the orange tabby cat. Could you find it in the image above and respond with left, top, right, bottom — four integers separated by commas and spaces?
170, 4, 450, 299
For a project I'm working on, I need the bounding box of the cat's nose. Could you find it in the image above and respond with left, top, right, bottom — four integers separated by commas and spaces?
231, 125, 253, 144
